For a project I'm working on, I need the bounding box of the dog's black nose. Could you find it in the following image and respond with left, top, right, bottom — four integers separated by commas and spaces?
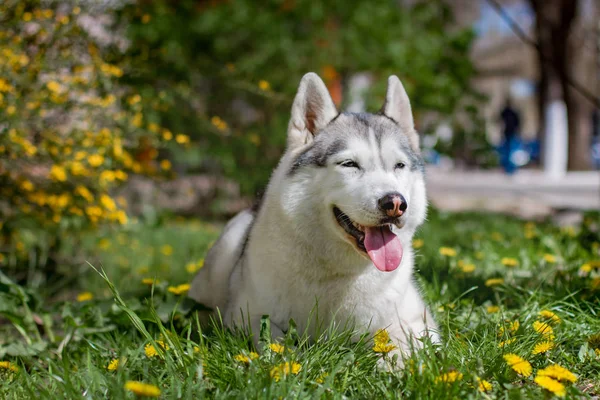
378, 192, 407, 217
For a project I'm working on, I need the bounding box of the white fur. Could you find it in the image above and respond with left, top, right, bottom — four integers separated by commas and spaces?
190, 73, 438, 356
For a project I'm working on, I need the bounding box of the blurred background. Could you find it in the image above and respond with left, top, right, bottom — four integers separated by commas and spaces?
0, 0, 599, 290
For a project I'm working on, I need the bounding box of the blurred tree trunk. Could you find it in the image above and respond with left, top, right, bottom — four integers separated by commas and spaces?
529, 0, 592, 170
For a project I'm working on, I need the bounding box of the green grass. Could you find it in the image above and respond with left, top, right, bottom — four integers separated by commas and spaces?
1, 210, 599, 398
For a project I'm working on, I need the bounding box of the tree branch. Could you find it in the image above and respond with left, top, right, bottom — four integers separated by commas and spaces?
485, 0, 600, 108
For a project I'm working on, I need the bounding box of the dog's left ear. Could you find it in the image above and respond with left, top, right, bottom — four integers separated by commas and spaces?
287, 72, 338, 150
381, 75, 419, 151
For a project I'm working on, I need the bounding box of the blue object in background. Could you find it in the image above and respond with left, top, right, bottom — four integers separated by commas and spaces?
497, 136, 520, 174
592, 136, 600, 170
495, 136, 540, 174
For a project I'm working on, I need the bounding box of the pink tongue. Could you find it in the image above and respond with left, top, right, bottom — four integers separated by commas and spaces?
364, 226, 403, 272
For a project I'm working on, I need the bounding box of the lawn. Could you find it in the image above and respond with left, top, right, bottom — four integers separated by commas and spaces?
1, 209, 599, 399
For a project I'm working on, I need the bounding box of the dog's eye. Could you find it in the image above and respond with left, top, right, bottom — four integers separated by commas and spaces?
339, 160, 360, 169
395, 162, 406, 170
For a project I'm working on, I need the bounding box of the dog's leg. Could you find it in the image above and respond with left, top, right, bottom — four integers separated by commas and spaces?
188, 210, 254, 314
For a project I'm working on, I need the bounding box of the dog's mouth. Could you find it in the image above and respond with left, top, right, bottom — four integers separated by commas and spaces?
333, 206, 403, 272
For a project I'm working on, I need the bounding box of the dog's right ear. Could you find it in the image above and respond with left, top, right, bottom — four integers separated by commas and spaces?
287, 73, 338, 150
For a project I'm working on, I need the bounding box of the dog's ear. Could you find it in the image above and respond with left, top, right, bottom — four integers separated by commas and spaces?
381, 75, 419, 151
287, 73, 338, 150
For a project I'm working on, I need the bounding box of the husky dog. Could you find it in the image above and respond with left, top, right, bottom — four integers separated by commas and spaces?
189, 73, 438, 354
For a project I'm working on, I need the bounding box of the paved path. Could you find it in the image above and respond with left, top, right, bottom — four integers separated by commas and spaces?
426, 168, 600, 218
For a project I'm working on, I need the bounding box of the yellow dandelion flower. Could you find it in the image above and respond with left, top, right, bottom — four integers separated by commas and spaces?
412, 239, 424, 249
124, 381, 160, 397
0, 361, 19, 372
543, 254, 557, 263
76, 292, 93, 302
316, 372, 329, 384
372, 329, 397, 353
477, 377, 492, 392
497, 320, 520, 336
234, 354, 250, 363
144, 343, 158, 357
142, 278, 159, 285
87, 154, 104, 167
533, 321, 554, 337
487, 305, 500, 314
501, 257, 519, 267
510, 320, 520, 332
270, 362, 301, 382
579, 263, 592, 274
439, 247, 457, 257
534, 375, 566, 397
145, 340, 169, 358
459, 263, 476, 273
161, 244, 173, 256
503, 353, 532, 377
532, 341, 554, 355
537, 364, 577, 383
141, 14, 151, 23
498, 338, 516, 348
234, 352, 258, 364
485, 278, 504, 287
107, 358, 119, 371
374, 329, 390, 345
539, 310, 561, 324
258, 80, 271, 91
434, 371, 463, 384
373, 342, 398, 353
269, 343, 285, 354
167, 284, 191, 295
185, 262, 198, 274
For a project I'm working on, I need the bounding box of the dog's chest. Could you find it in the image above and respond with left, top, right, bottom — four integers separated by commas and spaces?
257, 269, 406, 333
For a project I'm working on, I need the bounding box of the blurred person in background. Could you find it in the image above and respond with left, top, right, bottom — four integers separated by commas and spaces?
592, 109, 600, 169
498, 98, 521, 174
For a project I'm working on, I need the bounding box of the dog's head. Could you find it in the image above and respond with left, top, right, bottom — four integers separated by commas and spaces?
279, 73, 427, 272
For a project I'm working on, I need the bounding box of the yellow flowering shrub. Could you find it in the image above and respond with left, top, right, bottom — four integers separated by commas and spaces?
0, 1, 184, 271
